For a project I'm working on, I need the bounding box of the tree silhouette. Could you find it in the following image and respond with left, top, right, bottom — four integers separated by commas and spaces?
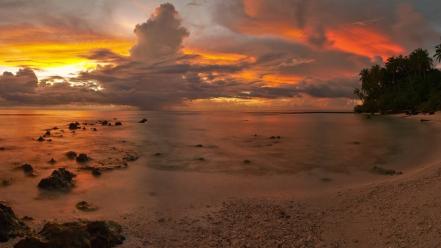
355, 44, 441, 114
435, 42, 441, 63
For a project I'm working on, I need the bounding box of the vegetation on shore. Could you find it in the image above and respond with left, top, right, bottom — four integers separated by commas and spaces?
354, 43, 441, 114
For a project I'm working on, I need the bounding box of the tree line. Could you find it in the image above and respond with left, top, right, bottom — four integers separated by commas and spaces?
354, 43, 441, 114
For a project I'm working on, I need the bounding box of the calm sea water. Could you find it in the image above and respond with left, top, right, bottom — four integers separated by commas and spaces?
0, 109, 440, 231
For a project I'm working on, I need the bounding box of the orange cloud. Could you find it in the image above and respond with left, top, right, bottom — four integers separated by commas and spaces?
327, 26, 404, 59
183, 48, 255, 65
0, 25, 133, 73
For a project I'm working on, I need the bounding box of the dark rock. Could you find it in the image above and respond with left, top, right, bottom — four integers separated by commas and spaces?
38, 168, 76, 191
420, 119, 430, 122
76, 153, 90, 163
37, 136, 45, 142
100, 120, 109, 126
154, 153, 162, 157
20, 164, 34, 176
195, 144, 204, 148
76, 201, 98, 212
243, 160, 251, 164
66, 151, 77, 159
91, 128, 98, 131
196, 157, 205, 161
0, 147, 5, 151
122, 153, 138, 162
138, 118, 148, 123
1, 179, 12, 187
43, 131, 51, 137
68, 122, 80, 130
0, 203, 29, 242
14, 237, 47, 248
91, 168, 102, 177
371, 166, 402, 176
114, 122, 122, 126
15, 221, 124, 248
48, 158, 56, 164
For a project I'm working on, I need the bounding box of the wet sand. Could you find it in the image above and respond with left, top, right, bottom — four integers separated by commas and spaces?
2, 110, 441, 247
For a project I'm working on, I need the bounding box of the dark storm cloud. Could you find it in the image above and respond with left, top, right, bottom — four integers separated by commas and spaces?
0, 68, 103, 106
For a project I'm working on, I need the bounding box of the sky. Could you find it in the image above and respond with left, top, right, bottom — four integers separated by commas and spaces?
0, 0, 440, 110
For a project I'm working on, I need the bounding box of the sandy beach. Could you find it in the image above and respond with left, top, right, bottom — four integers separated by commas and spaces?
105, 113, 441, 247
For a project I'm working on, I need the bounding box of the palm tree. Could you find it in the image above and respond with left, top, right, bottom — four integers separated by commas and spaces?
435, 43, 441, 63
409, 49, 432, 78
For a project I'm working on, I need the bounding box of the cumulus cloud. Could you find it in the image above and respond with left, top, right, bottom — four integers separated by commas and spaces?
130, 3, 189, 62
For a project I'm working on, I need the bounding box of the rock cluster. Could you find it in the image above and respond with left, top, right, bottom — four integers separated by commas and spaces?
0, 203, 29, 242
14, 221, 125, 248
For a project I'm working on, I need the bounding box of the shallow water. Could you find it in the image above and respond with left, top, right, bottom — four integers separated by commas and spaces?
0, 109, 440, 243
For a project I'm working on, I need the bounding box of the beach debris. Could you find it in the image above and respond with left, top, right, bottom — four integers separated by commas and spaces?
65, 151, 77, 160
371, 166, 402, 176
138, 118, 148, 123
38, 168, 76, 191
68, 122, 80, 130
14, 220, 125, 248
76, 153, 90, 163
76, 201, 98, 212
115, 122, 122, 126
0, 203, 29, 242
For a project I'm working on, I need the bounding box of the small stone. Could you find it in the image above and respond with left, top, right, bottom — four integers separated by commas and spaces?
48, 158, 56, 164
76, 201, 98, 212
243, 160, 251, 164
76, 153, 90, 163
195, 144, 204, 148
138, 118, 148, 123
115, 122, 122, 126
20, 164, 34, 176
68, 122, 80, 130
91, 168, 102, 177
65, 151, 77, 160
37, 136, 45, 142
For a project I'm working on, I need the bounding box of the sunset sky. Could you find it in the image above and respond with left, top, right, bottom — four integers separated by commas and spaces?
0, 0, 440, 110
